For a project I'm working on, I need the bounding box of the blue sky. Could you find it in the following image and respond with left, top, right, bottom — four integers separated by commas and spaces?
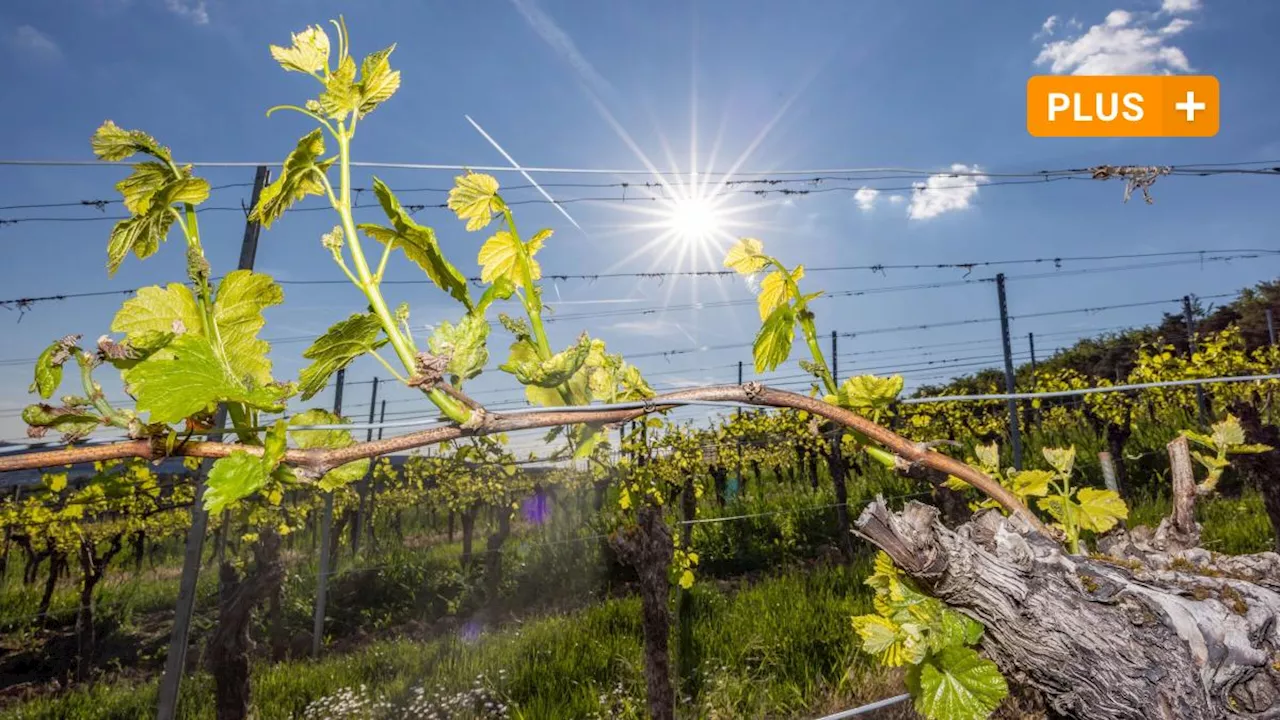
1, 0, 1278, 454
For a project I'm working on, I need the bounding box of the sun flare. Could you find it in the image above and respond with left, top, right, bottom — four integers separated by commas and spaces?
665, 195, 725, 245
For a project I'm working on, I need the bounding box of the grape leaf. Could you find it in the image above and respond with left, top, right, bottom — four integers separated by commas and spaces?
838, 374, 904, 415
476, 278, 516, 315
1042, 446, 1076, 476
973, 443, 1000, 473
1008, 469, 1053, 501
30, 340, 69, 399
22, 404, 100, 438
92, 121, 171, 163
448, 172, 505, 232
428, 314, 489, 384
317, 55, 359, 119
756, 265, 804, 321
269, 25, 330, 75
724, 238, 768, 275
251, 129, 333, 229
501, 335, 590, 388
359, 178, 470, 308
213, 270, 284, 386
527, 228, 552, 254
357, 46, 400, 116
204, 420, 292, 514
111, 284, 203, 340
753, 304, 795, 373
288, 409, 369, 491
1073, 487, 1128, 533
478, 230, 539, 287
297, 313, 386, 400
116, 162, 175, 215
851, 614, 927, 667
906, 646, 1008, 720
123, 334, 286, 424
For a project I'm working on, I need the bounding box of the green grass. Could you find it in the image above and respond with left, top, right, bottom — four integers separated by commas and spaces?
1127, 489, 1275, 555
1, 563, 905, 720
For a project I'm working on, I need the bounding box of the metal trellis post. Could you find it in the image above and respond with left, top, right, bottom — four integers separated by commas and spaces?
996, 274, 1023, 470
157, 164, 270, 720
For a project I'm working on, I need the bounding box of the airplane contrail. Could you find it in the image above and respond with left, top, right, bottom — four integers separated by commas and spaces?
463, 114, 583, 233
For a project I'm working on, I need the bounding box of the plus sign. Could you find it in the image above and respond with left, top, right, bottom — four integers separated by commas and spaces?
1175, 90, 1206, 122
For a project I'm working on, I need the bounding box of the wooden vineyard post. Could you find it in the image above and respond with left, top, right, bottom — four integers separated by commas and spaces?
1159, 434, 1200, 550
156, 164, 270, 720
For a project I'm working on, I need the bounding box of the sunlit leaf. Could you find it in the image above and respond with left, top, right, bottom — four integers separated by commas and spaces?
428, 314, 489, 384
1042, 446, 1076, 476
724, 238, 768, 275
297, 313, 386, 400
123, 335, 287, 424
1073, 487, 1128, 533
269, 25, 330, 74
501, 335, 590, 388
907, 646, 1008, 720
288, 409, 369, 491
317, 54, 359, 119
448, 172, 505, 232
357, 45, 400, 115
92, 121, 171, 163
839, 374, 904, 414
213, 270, 284, 386
112, 284, 202, 341
251, 129, 333, 229
204, 452, 267, 515
1008, 469, 1053, 500
360, 178, 470, 308
752, 304, 795, 373
478, 230, 539, 287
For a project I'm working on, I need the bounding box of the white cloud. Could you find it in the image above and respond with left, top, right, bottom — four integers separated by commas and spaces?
163, 0, 208, 25
1035, 15, 1058, 40
1161, 0, 1201, 14
853, 186, 880, 211
1034, 7, 1194, 75
907, 164, 989, 221
7, 25, 61, 61
887, 194, 906, 205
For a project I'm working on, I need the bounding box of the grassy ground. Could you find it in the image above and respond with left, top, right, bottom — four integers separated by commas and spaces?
2, 562, 921, 720
0, 459, 1273, 719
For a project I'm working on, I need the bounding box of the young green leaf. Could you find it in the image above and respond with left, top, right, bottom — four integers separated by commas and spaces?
724, 238, 769, 275
1042, 446, 1076, 476
30, 339, 72, 399
22, 404, 100, 438
357, 46, 400, 116
269, 25, 331, 75
288, 409, 370, 491
475, 278, 516, 315
501, 335, 591, 388
753, 304, 795, 373
116, 162, 175, 215
296, 313, 387, 400
92, 121, 172, 163
359, 178, 470, 307
1073, 487, 1128, 533
447, 172, 505, 232
428, 314, 489, 384
478, 230, 540, 287
106, 205, 175, 276
906, 646, 1008, 720
123, 335, 287, 424
317, 54, 360, 119
111, 284, 203, 341
213, 270, 284, 386
757, 270, 790, 321
851, 614, 927, 667
838, 374, 904, 415
204, 452, 268, 515
973, 443, 1000, 473
251, 129, 333, 229
1007, 469, 1053, 502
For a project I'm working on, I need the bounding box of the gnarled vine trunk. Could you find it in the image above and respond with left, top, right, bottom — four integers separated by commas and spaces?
825, 430, 853, 559
611, 505, 675, 720
75, 534, 123, 682
208, 531, 284, 720
855, 499, 1280, 719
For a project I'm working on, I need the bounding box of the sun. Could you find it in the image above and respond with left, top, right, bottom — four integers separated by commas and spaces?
665, 195, 725, 244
